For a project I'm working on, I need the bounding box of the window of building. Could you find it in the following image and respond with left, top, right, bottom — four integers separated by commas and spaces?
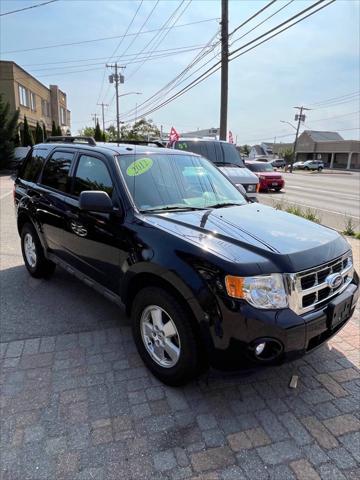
20, 148, 48, 182
60, 107, 66, 125
30, 92, 36, 111
41, 99, 50, 117
41, 151, 74, 193
18, 84, 29, 107
73, 155, 113, 197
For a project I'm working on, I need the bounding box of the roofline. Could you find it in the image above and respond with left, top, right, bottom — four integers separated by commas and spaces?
1, 60, 54, 92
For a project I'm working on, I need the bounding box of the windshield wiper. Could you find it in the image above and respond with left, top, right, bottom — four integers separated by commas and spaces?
206, 202, 244, 209
140, 205, 207, 213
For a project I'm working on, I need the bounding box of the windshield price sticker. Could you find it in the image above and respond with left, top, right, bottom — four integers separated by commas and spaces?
127, 158, 153, 176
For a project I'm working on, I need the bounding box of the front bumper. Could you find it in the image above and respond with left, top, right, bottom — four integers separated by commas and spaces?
207, 277, 359, 370
259, 179, 285, 190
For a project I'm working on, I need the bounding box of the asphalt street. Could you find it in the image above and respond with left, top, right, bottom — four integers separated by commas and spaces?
258, 170, 360, 231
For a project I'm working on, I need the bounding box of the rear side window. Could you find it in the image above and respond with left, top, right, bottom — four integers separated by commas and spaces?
21, 148, 48, 182
73, 154, 113, 197
41, 151, 74, 193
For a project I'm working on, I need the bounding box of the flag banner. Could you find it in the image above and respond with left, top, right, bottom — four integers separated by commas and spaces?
168, 126, 180, 147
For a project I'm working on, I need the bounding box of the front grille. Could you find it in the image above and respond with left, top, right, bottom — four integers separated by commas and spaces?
287, 253, 354, 315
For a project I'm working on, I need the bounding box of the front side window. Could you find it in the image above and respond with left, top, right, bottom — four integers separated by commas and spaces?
21, 148, 48, 182
18, 84, 29, 107
73, 155, 113, 197
117, 153, 246, 212
41, 151, 74, 193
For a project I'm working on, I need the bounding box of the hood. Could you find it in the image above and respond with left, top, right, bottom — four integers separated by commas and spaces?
218, 166, 259, 184
142, 203, 349, 274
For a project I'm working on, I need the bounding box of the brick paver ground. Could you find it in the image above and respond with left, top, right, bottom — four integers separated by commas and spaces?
1, 310, 359, 480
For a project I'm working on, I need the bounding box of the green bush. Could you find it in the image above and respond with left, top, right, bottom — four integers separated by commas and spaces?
0, 94, 20, 168
343, 217, 356, 236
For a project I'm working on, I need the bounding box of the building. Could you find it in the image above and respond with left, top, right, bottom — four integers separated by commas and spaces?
252, 130, 359, 170
179, 127, 220, 138
0, 60, 71, 139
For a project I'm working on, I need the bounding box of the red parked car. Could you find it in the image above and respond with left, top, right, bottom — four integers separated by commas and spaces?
245, 161, 285, 192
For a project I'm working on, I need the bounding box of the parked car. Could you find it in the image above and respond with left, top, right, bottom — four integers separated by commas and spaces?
15, 137, 359, 385
292, 161, 305, 169
172, 138, 259, 200
303, 160, 324, 171
245, 161, 285, 191
270, 158, 286, 169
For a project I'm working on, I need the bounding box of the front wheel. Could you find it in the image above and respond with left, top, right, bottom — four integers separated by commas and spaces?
131, 287, 202, 385
21, 223, 55, 278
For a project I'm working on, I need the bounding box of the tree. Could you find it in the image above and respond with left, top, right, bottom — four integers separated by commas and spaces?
0, 94, 20, 168
35, 121, 43, 144
127, 118, 160, 140
94, 121, 103, 141
239, 144, 250, 156
51, 120, 57, 136
42, 123, 47, 140
22, 116, 34, 147
56, 125, 62, 136
79, 126, 95, 137
279, 147, 293, 163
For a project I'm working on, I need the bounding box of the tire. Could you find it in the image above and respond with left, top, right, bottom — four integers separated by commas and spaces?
304, 166, 310, 170
21, 223, 56, 278
318, 167, 323, 172
131, 287, 201, 386
274, 187, 282, 192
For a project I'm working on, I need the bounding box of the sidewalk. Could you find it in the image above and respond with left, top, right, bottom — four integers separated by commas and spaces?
1, 309, 359, 480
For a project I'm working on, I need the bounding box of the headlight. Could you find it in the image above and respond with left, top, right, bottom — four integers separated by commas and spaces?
246, 184, 256, 193
225, 273, 288, 309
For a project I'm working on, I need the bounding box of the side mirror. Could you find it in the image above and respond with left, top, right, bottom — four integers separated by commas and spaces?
79, 191, 113, 213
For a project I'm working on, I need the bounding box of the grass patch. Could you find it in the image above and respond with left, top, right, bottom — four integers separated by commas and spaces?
272, 200, 321, 224
343, 217, 356, 236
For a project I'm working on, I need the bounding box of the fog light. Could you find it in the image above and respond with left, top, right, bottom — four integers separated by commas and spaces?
255, 342, 266, 356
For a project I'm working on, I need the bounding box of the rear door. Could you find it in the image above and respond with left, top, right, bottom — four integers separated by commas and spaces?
37, 149, 76, 258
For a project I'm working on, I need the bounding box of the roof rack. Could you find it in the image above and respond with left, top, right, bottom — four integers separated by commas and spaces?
45, 136, 96, 146
108, 140, 165, 148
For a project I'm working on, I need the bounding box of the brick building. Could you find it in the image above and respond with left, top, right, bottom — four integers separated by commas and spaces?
0, 60, 71, 139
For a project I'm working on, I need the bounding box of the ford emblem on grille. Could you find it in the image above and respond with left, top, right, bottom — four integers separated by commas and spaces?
325, 273, 343, 289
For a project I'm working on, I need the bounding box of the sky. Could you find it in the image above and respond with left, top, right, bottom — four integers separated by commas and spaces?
1, 0, 359, 145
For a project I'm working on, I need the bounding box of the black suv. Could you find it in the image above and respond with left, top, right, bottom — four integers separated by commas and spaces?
14, 137, 359, 385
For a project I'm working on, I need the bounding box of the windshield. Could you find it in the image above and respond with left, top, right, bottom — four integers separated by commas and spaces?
246, 163, 274, 172
117, 153, 247, 212
174, 140, 245, 167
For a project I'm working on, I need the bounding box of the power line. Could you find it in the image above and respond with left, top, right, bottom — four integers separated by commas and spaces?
306, 91, 360, 107
96, 0, 144, 106
119, 0, 278, 120
122, 0, 334, 122
21, 42, 210, 67
307, 110, 360, 123
0, 0, 58, 16
126, 0, 191, 81
2, 17, 218, 54
26, 45, 213, 73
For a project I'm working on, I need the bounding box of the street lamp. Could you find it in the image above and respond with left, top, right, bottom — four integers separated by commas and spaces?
280, 120, 297, 131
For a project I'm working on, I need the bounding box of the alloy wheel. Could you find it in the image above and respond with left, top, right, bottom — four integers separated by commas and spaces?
24, 233, 37, 268
140, 305, 181, 368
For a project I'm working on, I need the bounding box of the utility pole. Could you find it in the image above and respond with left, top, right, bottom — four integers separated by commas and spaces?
290, 106, 310, 173
107, 62, 125, 143
219, 0, 228, 141
97, 102, 109, 137
91, 113, 98, 128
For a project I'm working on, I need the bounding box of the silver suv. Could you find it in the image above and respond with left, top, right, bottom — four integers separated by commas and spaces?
173, 138, 259, 200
